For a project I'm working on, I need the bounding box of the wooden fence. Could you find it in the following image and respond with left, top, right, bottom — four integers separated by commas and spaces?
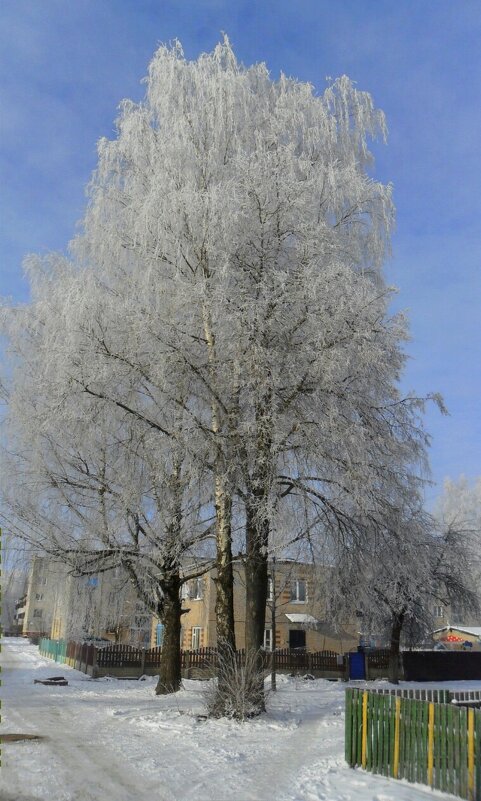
38, 638, 350, 678
366, 649, 390, 671
403, 650, 481, 682
345, 688, 481, 800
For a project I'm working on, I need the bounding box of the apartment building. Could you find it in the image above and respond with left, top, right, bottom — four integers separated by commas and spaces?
22, 556, 67, 637
21, 556, 150, 645
151, 560, 358, 653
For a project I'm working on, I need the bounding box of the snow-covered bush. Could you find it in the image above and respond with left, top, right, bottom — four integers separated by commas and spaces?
204, 645, 267, 721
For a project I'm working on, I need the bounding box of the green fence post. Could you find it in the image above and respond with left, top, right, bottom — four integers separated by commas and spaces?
382, 694, 390, 776
460, 706, 468, 800
356, 690, 363, 767
447, 703, 455, 796
440, 703, 448, 792
345, 690, 353, 766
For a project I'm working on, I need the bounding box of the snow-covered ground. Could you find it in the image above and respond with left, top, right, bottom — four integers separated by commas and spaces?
2, 638, 478, 801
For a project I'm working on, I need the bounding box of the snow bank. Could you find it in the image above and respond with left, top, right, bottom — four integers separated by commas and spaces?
2, 638, 474, 801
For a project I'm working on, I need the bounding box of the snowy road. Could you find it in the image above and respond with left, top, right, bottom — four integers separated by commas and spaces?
1, 639, 469, 801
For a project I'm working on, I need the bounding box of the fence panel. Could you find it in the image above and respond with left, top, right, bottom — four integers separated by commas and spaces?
345, 688, 481, 801
274, 648, 309, 672
367, 649, 390, 670
96, 644, 142, 668
184, 647, 218, 670
144, 646, 163, 668
310, 650, 341, 671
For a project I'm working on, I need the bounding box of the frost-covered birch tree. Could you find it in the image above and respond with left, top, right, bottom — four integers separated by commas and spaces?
1, 38, 442, 712
0, 258, 214, 693
66, 38, 438, 661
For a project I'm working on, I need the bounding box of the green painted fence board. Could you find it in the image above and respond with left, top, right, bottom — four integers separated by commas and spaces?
447, 703, 455, 797
382, 695, 390, 776
440, 702, 447, 791
356, 691, 363, 767
345, 690, 353, 766
460, 707, 467, 800
389, 693, 396, 777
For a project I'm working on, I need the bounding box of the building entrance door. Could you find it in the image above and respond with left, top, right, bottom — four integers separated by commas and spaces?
289, 629, 306, 649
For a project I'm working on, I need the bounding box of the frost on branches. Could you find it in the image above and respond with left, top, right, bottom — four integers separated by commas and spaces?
0, 38, 442, 710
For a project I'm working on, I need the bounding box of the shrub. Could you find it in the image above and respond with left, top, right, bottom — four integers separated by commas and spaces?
204, 644, 267, 720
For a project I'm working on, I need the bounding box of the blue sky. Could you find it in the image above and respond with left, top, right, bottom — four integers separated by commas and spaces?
1, 0, 480, 499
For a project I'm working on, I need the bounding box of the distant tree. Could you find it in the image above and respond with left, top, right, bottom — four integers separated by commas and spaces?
434, 476, 481, 604
330, 499, 479, 683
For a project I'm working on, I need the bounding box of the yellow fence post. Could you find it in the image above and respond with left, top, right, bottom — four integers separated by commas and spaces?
467, 708, 475, 801
361, 691, 368, 769
427, 702, 435, 787
393, 697, 401, 779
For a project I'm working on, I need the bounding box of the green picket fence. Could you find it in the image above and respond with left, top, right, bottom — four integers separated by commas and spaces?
345, 688, 481, 800
39, 637, 67, 664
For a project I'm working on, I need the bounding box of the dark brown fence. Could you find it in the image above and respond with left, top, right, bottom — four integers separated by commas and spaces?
366, 649, 390, 670
40, 638, 350, 678
144, 646, 163, 668
403, 651, 481, 682
310, 650, 343, 671
96, 644, 143, 668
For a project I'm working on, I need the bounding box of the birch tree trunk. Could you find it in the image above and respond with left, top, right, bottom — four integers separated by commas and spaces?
202, 301, 236, 655
214, 476, 236, 653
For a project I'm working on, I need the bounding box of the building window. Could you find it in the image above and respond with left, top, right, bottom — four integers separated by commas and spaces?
433, 606, 444, 618
42, 577, 48, 586
267, 577, 273, 601
451, 603, 464, 619
263, 629, 272, 651
290, 579, 307, 603
190, 578, 204, 600
33, 609, 43, 618
191, 627, 202, 650
181, 578, 204, 601
35, 593, 44, 601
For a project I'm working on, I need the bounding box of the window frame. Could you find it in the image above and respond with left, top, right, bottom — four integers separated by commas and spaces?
190, 577, 204, 601
290, 578, 307, 604
191, 626, 202, 650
